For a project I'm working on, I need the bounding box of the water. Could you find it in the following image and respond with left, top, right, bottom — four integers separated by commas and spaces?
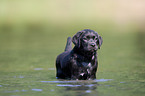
0, 31, 145, 96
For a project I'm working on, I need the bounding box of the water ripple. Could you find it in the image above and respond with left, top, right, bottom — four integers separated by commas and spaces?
41, 79, 113, 83
32, 89, 43, 92
57, 84, 81, 87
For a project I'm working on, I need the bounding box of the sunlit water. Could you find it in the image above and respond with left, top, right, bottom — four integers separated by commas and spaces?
0, 64, 145, 96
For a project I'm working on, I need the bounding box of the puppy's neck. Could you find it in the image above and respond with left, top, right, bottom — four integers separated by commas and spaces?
73, 46, 96, 60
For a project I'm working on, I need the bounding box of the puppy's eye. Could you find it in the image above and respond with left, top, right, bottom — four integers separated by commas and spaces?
83, 38, 87, 40
93, 36, 95, 39
95, 38, 98, 40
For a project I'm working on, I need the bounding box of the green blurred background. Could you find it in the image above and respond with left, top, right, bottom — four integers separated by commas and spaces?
0, 0, 145, 72
0, 0, 145, 96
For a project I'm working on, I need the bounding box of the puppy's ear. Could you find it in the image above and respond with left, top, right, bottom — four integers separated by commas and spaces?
72, 31, 84, 47
97, 35, 103, 49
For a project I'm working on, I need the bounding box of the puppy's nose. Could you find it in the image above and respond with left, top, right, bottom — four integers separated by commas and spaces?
91, 43, 95, 47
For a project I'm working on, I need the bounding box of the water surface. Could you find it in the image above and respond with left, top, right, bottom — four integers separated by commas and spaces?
0, 32, 145, 96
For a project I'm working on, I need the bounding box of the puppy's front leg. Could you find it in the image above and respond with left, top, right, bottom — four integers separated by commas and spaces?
71, 65, 79, 80
89, 63, 97, 80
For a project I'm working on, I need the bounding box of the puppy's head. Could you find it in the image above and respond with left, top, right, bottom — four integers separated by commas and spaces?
72, 29, 103, 52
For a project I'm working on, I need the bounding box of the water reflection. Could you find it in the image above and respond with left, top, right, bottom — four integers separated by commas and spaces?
4, 89, 43, 93
32, 89, 43, 92
13, 75, 24, 78
41, 79, 112, 83
34, 68, 44, 70
63, 83, 97, 92
41, 79, 112, 95
4, 89, 27, 93
57, 84, 81, 87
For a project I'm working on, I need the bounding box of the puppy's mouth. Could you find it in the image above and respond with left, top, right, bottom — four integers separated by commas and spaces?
90, 49, 97, 52
83, 46, 98, 52
89, 47, 97, 52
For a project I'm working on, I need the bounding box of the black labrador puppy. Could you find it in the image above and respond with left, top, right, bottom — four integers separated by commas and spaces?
56, 29, 103, 80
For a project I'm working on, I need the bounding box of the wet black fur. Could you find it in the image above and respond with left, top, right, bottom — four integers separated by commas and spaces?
56, 29, 103, 80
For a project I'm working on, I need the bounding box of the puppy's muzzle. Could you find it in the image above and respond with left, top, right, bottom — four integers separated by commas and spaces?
89, 42, 98, 51
90, 43, 96, 47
